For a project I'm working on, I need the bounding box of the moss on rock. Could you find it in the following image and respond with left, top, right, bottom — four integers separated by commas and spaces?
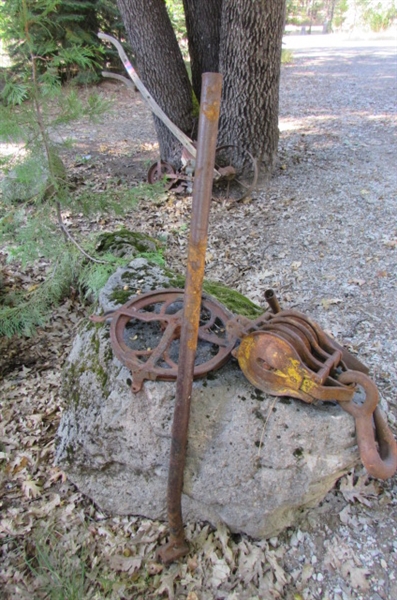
109, 289, 135, 305
96, 229, 163, 259
102, 258, 263, 318
165, 271, 263, 318
202, 280, 263, 318
109, 272, 262, 318
61, 324, 112, 412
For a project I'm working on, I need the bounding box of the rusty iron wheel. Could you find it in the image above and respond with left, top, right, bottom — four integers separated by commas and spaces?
108, 289, 237, 392
147, 160, 177, 187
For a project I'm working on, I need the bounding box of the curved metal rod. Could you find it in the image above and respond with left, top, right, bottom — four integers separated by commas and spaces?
338, 370, 397, 479
197, 328, 231, 347
98, 32, 198, 160
115, 309, 182, 323
102, 70, 136, 92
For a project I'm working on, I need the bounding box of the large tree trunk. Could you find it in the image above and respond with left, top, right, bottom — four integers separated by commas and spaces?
218, 0, 286, 174
117, 0, 286, 176
182, 0, 222, 102
117, 0, 193, 166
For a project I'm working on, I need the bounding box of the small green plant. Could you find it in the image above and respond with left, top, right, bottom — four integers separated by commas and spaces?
25, 531, 91, 600
0, 0, 130, 84
355, 0, 396, 32
285, 0, 349, 31
364, 5, 396, 31
0, 181, 163, 336
0, 2, 106, 336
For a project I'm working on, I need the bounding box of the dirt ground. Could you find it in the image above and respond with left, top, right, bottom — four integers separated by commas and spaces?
1, 33, 397, 599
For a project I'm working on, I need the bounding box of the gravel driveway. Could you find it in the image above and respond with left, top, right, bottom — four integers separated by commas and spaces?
245, 34, 397, 600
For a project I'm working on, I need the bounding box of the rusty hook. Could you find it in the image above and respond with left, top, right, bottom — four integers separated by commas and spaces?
338, 370, 397, 479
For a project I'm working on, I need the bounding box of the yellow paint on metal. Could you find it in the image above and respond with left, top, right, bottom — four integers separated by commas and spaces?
300, 377, 319, 395
236, 335, 255, 370
237, 335, 320, 399
202, 101, 221, 122
272, 357, 303, 390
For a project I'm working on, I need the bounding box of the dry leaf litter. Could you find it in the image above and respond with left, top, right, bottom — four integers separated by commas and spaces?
1, 34, 397, 599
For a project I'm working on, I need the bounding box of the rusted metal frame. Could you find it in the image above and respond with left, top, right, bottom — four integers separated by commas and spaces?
234, 330, 355, 403
264, 288, 368, 373
236, 291, 397, 479
156, 73, 223, 564
263, 319, 343, 382
98, 33, 222, 182
92, 282, 397, 490
276, 310, 341, 358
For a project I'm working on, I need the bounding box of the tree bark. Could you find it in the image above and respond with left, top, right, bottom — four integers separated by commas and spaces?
218, 0, 286, 173
182, 0, 222, 102
117, 0, 286, 176
117, 0, 193, 166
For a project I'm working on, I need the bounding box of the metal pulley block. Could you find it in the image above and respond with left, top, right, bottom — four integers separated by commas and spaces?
230, 305, 397, 480
231, 309, 356, 404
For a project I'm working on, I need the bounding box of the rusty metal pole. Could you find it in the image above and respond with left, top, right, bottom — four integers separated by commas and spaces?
157, 73, 222, 564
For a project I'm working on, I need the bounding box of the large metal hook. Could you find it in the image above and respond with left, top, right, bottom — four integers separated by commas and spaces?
338, 370, 397, 479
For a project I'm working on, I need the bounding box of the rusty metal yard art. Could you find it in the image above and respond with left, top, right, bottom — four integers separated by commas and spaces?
98, 33, 258, 201
105, 289, 237, 394
92, 49, 397, 563
97, 286, 397, 484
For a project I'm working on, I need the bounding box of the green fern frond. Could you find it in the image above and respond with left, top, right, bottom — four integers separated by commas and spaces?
38, 69, 62, 93
52, 44, 98, 70
84, 92, 111, 122
0, 299, 49, 337
52, 89, 84, 124
1, 154, 50, 206
0, 207, 25, 239
0, 104, 25, 138
68, 184, 140, 217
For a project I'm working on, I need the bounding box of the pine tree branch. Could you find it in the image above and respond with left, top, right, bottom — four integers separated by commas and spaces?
56, 212, 107, 265
31, 55, 52, 168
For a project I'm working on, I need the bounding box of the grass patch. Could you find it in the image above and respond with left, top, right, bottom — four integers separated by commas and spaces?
25, 532, 92, 600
